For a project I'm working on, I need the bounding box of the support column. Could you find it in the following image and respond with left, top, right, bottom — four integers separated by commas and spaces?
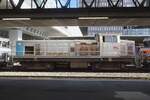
146, 0, 150, 7
0, 0, 7, 9
9, 29, 22, 56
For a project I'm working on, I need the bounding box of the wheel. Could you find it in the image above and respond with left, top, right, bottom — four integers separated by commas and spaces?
143, 62, 149, 68
45, 64, 55, 71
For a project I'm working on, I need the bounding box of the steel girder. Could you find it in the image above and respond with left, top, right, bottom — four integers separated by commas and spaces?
6, 0, 150, 9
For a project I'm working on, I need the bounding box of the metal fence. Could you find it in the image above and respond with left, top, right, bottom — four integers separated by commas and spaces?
0, 0, 149, 9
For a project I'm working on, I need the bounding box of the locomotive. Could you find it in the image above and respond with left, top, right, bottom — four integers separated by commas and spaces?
139, 38, 150, 67
0, 37, 11, 67
13, 34, 136, 71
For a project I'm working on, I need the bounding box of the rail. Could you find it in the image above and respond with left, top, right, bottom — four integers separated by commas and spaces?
0, 0, 150, 9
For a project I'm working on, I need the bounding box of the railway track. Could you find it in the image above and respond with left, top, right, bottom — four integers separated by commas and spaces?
0, 66, 150, 73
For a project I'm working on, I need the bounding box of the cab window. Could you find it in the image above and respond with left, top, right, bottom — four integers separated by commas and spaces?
103, 35, 118, 43
2, 41, 9, 48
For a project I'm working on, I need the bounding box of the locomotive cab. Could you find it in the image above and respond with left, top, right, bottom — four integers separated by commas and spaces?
99, 34, 121, 58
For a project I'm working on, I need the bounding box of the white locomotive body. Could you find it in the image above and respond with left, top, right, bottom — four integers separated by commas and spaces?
14, 34, 135, 70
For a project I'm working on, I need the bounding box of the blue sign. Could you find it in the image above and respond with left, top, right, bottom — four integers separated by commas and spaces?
16, 41, 24, 57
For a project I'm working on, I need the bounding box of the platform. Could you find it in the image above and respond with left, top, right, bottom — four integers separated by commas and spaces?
0, 72, 150, 79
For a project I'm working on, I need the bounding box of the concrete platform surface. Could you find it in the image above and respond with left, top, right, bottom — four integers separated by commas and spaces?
0, 72, 150, 79
0, 78, 150, 100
